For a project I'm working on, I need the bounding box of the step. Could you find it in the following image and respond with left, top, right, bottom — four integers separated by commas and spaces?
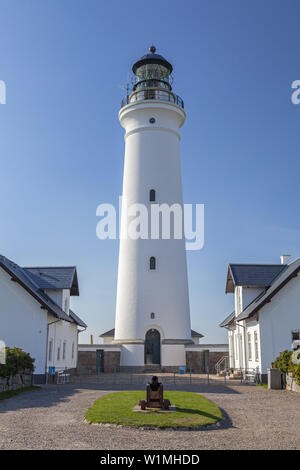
143, 365, 162, 373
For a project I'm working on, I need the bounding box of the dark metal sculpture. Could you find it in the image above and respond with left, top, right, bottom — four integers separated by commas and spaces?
139, 376, 171, 410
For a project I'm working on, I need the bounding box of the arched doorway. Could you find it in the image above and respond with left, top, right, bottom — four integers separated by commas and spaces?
145, 329, 161, 365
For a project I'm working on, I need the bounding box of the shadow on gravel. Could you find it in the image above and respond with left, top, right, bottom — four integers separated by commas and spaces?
0, 380, 240, 414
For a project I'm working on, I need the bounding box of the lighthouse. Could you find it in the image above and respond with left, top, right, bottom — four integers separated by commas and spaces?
114, 47, 192, 371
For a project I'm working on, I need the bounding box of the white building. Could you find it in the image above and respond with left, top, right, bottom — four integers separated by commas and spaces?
79, 47, 228, 372
220, 255, 300, 381
114, 46, 191, 370
0, 254, 87, 381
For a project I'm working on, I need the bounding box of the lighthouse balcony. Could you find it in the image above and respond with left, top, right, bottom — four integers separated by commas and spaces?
121, 88, 184, 109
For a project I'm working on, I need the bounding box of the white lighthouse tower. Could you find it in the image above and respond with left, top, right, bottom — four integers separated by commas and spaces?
114, 47, 192, 371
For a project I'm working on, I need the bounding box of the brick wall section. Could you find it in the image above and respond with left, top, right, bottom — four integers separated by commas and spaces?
209, 352, 227, 373
103, 351, 120, 372
77, 351, 97, 374
77, 350, 121, 374
185, 351, 206, 373
186, 351, 227, 373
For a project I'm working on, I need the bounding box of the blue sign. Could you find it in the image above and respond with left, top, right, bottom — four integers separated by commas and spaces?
49, 367, 55, 375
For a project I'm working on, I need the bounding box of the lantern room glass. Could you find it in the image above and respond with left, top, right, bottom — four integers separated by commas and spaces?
134, 64, 171, 91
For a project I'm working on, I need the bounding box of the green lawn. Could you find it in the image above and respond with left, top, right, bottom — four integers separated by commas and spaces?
256, 383, 268, 389
0, 386, 40, 401
85, 391, 222, 429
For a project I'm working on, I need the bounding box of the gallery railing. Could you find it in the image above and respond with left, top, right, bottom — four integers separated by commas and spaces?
121, 88, 184, 109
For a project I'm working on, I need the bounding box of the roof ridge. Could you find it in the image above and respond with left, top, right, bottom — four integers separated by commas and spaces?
236, 258, 300, 321
229, 263, 285, 266
24, 266, 76, 269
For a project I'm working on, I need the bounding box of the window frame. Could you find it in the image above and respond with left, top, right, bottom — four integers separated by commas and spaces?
254, 331, 259, 362
149, 256, 156, 271
48, 339, 53, 362
149, 189, 156, 203
247, 332, 252, 361
62, 341, 67, 361
57, 340, 61, 361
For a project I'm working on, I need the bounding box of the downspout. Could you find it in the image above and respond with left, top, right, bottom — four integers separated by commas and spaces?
45, 318, 61, 376
237, 322, 248, 372
76, 326, 87, 368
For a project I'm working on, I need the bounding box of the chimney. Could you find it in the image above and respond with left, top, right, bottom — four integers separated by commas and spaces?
90, 334, 94, 345
280, 255, 291, 265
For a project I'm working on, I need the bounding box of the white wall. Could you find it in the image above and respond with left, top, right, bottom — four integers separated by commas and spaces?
242, 287, 264, 310
244, 319, 261, 372
47, 312, 79, 371
162, 344, 185, 366
46, 289, 70, 314
230, 286, 264, 371
0, 267, 48, 374
259, 275, 300, 374
120, 344, 144, 366
102, 336, 114, 344
115, 100, 191, 353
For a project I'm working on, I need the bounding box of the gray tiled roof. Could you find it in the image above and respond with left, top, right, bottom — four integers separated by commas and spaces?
24, 266, 79, 295
69, 309, 87, 328
100, 328, 115, 337
226, 264, 287, 293
236, 257, 300, 321
0, 255, 85, 327
219, 311, 235, 328
191, 329, 204, 338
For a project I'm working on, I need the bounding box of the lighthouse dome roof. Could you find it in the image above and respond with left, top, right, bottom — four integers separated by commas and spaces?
132, 46, 173, 74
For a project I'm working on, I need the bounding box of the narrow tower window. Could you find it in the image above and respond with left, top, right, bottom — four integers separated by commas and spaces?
150, 256, 156, 270
149, 189, 156, 202
150, 312, 155, 319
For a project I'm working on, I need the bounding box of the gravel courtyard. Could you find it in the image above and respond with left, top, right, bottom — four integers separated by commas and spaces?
0, 380, 299, 450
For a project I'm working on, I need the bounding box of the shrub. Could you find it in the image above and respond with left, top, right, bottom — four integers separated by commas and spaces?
294, 363, 300, 386
0, 347, 35, 384
272, 350, 300, 386
272, 350, 292, 373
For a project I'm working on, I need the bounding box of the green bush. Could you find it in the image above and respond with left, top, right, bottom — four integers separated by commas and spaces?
272, 350, 300, 386
294, 363, 300, 386
272, 350, 292, 373
0, 347, 35, 384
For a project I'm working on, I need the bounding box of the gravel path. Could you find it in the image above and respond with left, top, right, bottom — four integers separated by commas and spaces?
0, 382, 299, 450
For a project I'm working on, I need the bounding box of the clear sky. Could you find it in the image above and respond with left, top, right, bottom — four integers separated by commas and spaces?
1, 0, 300, 344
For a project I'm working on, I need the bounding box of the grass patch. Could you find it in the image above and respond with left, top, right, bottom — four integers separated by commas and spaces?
0, 386, 40, 401
256, 383, 268, 389
85, 391, 222, 429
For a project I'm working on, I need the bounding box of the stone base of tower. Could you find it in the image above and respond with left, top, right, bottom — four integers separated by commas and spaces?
78, 342, 229, 374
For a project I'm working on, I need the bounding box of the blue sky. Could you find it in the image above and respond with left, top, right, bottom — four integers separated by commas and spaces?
1, 0, 300, 344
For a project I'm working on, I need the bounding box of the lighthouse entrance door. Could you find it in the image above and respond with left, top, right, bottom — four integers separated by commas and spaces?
145, 329, 161, 365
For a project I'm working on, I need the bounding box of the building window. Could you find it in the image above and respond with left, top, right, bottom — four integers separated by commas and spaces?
235, 335, 238, 360
150, 312, 155, 319
63, 341, 67, 361
150, 256, 156, 270
149, 189, 156, 202
72, 342, 75, 360
247, 333, 252, 361
48, 339, 53, 361
57, 341, 61, 361
254, 331, 259, 362
292, 331, 300, 341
